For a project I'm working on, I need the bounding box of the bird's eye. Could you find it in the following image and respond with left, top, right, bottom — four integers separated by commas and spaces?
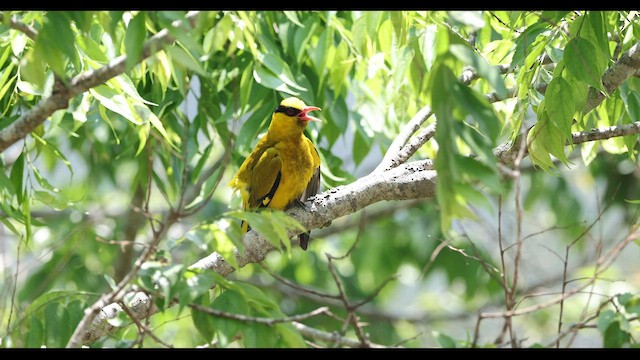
285, 108, 301, 117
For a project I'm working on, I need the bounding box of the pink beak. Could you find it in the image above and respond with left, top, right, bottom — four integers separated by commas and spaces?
298, 106, 322, 122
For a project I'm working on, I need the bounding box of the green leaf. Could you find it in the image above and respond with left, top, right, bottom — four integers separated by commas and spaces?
210, 290, 249, 347
618, 292, 640, 315
352, 122, 372, 166
30, 133, 73, 175
258, 53, 307, 92
511, 22, 549, 69
20, 49, 46, 94
36, 12, 78, 76
253, 65, 300, 96
283, 11, 304, 28
10, 152, 24, 205
293, 18, 318, 66
545, 77, 575, 135
582, 11, 610, 67
77, 34, 108, 63
208, 222, 240, 269
34, 191, 69, 211
178, 270, 216, 315
226, 210, 305, 254
329, 41, 353, 96
310, 29, 330, 76
191, 292, 215, 342
597, 310, 632, 348
564, 37, 605, 92
0, 73, 17, 107
275, 323, 306, 348
433, 331, 457, 348
0, 166, 16, 195
597, 309, 617, 333
124, 12, 147, 70
90, 85, 141, 124
378, 19, 394, 55
452, 81, 501, 144
580, 137, 599, 166
26, 317, 44, 347
167, 45, 207, 77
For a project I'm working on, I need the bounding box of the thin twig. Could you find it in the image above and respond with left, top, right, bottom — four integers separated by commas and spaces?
479, 227, 640, 320
119, 301, 173, 348
420, 236, 454, 277
352, 275, 399, 309
325, 254, 370, 347
189, 304, 329, 326
331, 209, 367, 260
259, 263, 342, 300
292, 322, 389, 348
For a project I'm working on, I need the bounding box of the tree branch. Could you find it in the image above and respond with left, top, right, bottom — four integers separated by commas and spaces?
572, 121, 640, 144
0, 11, 200, 153
77, 40, 640, 346
79, 116, 640, 344
0, 13, 38, 40
496, 41, 640, 167
375, 64, 510, 173
189, 304, 329, 326
586, 41, 640, 114
291, 321, 390, 348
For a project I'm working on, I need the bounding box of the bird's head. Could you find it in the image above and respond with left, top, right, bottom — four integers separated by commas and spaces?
270, 97, 322, 136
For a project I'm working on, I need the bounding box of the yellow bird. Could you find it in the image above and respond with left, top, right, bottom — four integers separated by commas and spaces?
229, 97, 322, 250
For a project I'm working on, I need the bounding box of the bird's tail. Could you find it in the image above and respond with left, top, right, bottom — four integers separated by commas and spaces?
299, 231, 310, 251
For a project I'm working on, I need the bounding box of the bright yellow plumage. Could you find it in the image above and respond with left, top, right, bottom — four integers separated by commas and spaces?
229, 97, 321, 250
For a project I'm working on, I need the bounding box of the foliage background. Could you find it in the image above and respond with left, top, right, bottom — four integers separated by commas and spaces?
0, 10, 639, 348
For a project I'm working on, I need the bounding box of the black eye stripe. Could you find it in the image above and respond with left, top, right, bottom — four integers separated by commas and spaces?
275, 105, 302, 117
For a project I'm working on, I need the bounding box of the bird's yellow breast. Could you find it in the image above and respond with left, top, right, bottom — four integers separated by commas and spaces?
267, 137, 319, 209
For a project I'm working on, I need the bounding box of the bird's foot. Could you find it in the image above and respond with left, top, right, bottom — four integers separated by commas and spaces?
292, 198, 309, 211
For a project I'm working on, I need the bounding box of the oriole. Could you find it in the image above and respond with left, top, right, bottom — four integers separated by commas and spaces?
229, 97, 322, 250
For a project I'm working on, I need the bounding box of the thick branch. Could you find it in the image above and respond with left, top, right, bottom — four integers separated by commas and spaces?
585, 41, 640, 114
0, 11, 200, 153
80, 160, 437, 344
78, 41, 640, 346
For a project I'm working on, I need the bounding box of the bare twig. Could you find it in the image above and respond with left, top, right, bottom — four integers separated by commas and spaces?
352, 275, 399, 310
291, 322, 389, 348
556, 199, 610, 347
325, 254, 370, 347
331, 209, 367, 260
189, 304, 329, 326
119, 301, 173, 348
259, 264, 341, 300
479, 227, 640, 320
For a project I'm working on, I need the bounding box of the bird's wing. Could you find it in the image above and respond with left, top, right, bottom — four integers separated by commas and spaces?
298, 159, 320, 251
300, 166, 320, 203
248, 147, 282, 209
